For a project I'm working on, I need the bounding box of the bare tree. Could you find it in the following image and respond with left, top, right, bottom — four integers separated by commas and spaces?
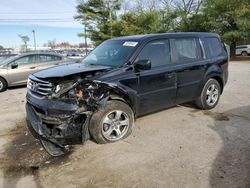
122, 0, 162, 12
18, 35, 30, 51
161, 0, 204, 16
47, 39, 57, 49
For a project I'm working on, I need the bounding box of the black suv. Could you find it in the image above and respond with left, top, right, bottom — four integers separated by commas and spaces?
26, 32, 228, 156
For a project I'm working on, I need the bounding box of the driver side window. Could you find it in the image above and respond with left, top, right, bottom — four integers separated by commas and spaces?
135, 39, 171, 68
14, 55, 36, 66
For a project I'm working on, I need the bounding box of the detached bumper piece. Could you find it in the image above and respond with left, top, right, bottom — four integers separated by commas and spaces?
26, 100, 89, 157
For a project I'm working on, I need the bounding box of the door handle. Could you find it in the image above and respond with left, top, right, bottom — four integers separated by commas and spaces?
29, 67, 36, 69
201, 64, 208, 68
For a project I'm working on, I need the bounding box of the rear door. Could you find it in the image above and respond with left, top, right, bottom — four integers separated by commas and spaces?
38, 54, 63, 70
134, 39, 177, 115
172, 37, 208, 104
7, 54, 38, 85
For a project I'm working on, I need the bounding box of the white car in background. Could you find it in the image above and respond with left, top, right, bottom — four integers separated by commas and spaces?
235, 45, 250, 56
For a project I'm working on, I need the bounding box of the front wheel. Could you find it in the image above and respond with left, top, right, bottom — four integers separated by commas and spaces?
0, 77, 7, 92
89, 100, 134, 144
195, 78, 221, 110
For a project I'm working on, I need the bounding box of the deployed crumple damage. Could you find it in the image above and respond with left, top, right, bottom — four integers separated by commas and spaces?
27, 77, 130, 156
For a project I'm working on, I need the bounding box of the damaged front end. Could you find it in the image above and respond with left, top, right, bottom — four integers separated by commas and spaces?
26, 75, 111, 156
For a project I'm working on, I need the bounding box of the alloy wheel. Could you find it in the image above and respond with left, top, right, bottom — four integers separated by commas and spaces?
206, 84, 219, 106
101, 110, 130, 141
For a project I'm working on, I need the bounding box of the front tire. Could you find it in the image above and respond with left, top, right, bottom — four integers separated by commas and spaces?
0, 77, 7, 92
195, 78, 221, 110
89, 100, 134, 144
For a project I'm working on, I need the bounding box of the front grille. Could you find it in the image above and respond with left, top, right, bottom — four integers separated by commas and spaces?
27, 75, 53, 97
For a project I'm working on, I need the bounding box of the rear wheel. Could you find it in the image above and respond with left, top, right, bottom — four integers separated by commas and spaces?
241, 51, 248, 56
89, 100, 134, 144
195, 78, 221, 110
0, 77, 7, 92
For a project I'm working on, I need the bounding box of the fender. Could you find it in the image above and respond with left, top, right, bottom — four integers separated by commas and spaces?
97, 81, 138, 115
201, 64, 224, 94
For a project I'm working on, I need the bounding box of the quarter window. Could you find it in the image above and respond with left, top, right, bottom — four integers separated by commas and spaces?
204, 37, 223, 58
174, 38, 202, 63
135, 39, 171, 67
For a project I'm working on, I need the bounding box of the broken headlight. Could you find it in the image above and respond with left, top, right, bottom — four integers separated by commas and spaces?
52, 81, 75, 97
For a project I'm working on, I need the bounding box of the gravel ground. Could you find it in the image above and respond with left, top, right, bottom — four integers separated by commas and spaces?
0, 61, 249, 188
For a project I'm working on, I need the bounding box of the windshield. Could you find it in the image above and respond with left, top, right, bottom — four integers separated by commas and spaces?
82, 40, 138, 68
0, 55, 17, 65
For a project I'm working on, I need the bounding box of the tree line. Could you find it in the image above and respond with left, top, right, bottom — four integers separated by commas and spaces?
75, 0, 250, 56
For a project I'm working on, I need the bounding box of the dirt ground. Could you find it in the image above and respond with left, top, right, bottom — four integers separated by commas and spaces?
0, 61, 250, 188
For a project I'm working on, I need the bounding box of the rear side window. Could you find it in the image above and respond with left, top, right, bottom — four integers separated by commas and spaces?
39, 55, 62, 63
174, 38, 202, 63
204, 37, 223, 58
135, 39, 171, 68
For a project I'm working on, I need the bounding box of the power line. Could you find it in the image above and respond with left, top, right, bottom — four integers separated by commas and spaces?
0, 12, 75, 15
0, 18, 74, 20
0, 18, 76, 23
0, 10, 75, 13
0, 21, 75, 22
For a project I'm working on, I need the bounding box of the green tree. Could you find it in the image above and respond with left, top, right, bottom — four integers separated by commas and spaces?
111, 7, 177, 36
202, 0, 250, 56
75, 0, 121, 46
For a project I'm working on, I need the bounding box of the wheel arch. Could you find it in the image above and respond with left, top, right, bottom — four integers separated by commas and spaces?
203, 65, 224, 94
99, 82, 137, 115
241, 51, 248, 55
0, 76, 8, 87
210, 75, 224, 94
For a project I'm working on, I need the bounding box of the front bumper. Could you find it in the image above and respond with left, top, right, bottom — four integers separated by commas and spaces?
26, 92, 91, 146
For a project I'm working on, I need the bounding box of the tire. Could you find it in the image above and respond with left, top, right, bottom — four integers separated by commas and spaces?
0, 77, 7, 92
195, 78, 221, 110
89, 100, 134, 144
241, 51, 248, 56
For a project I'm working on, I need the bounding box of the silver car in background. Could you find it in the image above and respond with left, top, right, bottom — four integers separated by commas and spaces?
235, 45, 250, 56
0, 52, 72, 92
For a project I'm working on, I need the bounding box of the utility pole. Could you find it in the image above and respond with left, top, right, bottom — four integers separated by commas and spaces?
108, 0, 112, 38
84, 25, 88, 56
32, 30, 36, 51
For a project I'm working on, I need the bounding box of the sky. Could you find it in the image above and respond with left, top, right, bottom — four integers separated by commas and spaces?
0, 0, 86, 48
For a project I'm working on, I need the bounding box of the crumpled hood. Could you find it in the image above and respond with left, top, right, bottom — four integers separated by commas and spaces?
33, 62, 112, 79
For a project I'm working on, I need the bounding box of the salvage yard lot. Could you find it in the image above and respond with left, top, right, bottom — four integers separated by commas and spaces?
0, 61, 250, 188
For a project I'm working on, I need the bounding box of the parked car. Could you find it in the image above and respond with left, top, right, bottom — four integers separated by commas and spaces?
0, 53, 18, 63
0, 52, 72, 92
235, 45, 250, 56
26, 32, 228, 156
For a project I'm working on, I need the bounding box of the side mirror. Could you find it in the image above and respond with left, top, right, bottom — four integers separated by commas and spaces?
11, 62, 18, 69
134, 59, 151, 71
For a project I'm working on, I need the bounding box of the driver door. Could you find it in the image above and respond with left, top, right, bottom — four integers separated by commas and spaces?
135, 39, 177, 115
7, 55, 38, 85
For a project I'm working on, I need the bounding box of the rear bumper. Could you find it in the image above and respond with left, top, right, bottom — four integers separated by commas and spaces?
26, 92, 90, 146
